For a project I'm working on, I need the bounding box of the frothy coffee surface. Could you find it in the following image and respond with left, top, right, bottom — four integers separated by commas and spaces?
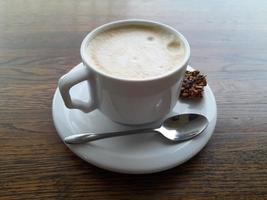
87, 25, 186, 80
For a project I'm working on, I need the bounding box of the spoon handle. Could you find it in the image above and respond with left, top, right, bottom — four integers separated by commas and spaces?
64, 128, 156, 144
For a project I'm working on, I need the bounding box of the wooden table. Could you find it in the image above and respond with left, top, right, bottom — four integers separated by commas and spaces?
1, 0, 266, 199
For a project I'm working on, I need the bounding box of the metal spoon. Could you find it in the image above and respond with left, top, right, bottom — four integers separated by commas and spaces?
64, 113, 209, 144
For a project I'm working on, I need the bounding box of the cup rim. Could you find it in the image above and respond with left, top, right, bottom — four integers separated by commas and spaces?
80, 19, 190, 82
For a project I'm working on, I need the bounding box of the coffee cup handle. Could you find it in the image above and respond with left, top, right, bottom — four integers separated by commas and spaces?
58, 63, 97, 112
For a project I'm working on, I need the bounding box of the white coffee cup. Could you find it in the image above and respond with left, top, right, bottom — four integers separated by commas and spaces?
58, 19, 190, 125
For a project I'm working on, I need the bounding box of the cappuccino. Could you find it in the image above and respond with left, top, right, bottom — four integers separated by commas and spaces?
87, 25, 186, 80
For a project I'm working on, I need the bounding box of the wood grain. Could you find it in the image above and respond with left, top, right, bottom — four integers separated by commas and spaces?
0, 0, 267, 199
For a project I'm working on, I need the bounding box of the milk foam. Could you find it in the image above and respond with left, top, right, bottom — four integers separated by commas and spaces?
87, 25, 185, 80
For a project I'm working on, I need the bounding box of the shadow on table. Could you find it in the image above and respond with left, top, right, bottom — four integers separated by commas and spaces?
80, 148, 209, 198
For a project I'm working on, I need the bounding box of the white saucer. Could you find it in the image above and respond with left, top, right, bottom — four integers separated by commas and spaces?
52, 65, 217, 174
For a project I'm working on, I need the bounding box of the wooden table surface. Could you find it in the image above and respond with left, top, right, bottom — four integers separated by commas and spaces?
1, 0, 267, 199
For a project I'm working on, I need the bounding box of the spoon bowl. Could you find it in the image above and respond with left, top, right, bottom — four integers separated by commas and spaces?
64, 113, 209, 144
157, 114, 208, 141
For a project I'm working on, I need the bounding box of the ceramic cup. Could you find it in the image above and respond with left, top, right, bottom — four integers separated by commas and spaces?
58, 19, 190, 125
